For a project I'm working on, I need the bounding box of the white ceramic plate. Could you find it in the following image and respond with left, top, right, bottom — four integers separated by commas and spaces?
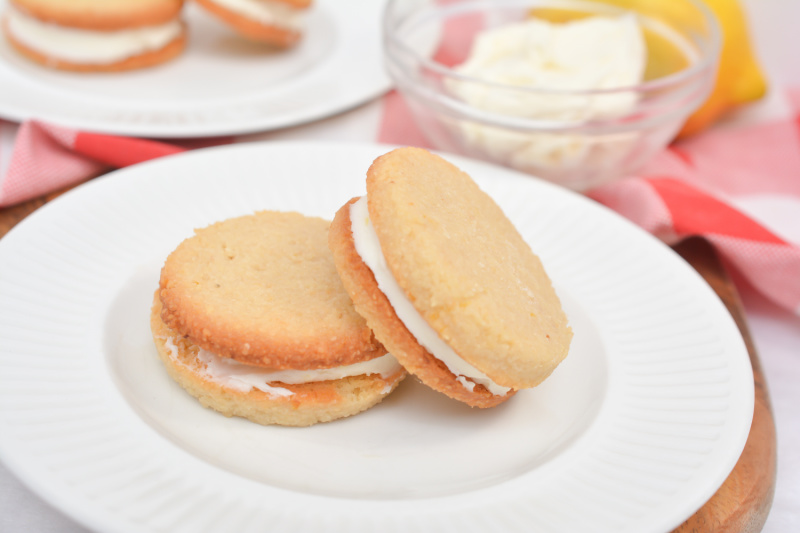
0, 142, 753, 533
0, 0, 390, 137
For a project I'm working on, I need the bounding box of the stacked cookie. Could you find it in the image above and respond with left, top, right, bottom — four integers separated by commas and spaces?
152, 211, 405, 427
2, 0, 188, 72
152, 148, 573, 426
2, 0, 311, 72
329, 147, 573, 408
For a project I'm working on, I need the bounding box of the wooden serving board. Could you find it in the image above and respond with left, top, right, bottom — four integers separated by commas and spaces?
671, 237, 776, 533
0, 192, 777, 532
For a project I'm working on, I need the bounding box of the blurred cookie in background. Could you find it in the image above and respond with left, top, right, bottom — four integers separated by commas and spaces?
2, 0, 187, 72
194, 0, 311, 48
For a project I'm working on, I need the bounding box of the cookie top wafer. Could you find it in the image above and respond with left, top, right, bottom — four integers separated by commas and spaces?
158, 211, 385, 370
9, 0, 184, 30
364, 147, 572, 390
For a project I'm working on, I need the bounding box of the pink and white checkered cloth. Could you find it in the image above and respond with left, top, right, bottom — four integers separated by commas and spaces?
1, 89, 799, 316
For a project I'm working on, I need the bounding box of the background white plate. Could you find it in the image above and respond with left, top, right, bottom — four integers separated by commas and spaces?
0, 0, 391, 137
0, 142, 753, 532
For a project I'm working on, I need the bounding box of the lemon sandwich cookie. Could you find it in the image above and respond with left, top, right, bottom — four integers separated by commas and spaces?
2, 0, 187, 72
329, 147, 573, 408
152, 211, 406, 427
194, 0, 311, 48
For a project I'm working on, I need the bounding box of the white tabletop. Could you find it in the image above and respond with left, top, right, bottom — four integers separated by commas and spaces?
1, 0, 798, 531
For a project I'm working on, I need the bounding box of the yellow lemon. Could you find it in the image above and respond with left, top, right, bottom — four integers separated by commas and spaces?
677, 0, 767, 137
530, 0, 768, 137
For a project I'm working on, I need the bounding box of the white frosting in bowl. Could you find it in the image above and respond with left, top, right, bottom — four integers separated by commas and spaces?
448, 15, 646, 173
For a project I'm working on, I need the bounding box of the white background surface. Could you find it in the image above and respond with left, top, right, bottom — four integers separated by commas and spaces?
1, 0, 799, 531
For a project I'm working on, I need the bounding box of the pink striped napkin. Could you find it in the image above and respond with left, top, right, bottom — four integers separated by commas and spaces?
0, 120, 229, 206
379, 88, 800, 316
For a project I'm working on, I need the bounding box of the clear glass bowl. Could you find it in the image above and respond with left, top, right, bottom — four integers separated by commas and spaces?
383, 0, 721, 191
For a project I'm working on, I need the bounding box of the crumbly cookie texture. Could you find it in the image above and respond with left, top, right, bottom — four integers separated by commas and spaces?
159, 211, 386, 369
151, 296, 405, 427
8, 0, 185, 30
329, 199, 515, 408
360, 147, 572, 390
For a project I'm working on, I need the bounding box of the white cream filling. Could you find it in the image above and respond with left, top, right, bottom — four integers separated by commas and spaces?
349, 196, 511, 396
165, 336, 402, 397
5, 7, 183, 64
211, 0, 305, 30
447, 15, 647, 174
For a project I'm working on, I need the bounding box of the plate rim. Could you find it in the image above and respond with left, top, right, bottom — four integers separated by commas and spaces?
0, 0, 392, 137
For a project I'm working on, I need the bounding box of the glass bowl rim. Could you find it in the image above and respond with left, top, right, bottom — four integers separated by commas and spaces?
383, 0, 722, 97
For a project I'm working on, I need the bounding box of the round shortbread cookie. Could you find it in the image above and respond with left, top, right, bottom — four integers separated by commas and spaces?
335, 147, 572, 397
159, 211, 385, 369
9, 0, 184, 31
329, 199, 514, 408
151, 297, 405, 427
3, 20, 187, 72
195, 0, 306, 48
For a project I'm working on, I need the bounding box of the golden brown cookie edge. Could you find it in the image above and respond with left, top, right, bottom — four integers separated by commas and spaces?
151, 295, 406, 427
328, 198, 515, 409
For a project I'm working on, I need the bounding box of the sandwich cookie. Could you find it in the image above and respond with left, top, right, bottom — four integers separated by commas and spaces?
195, 0, 311, 48
329, 147, 573, 408
152, 211, 405, 427
3, 0, 187, 72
